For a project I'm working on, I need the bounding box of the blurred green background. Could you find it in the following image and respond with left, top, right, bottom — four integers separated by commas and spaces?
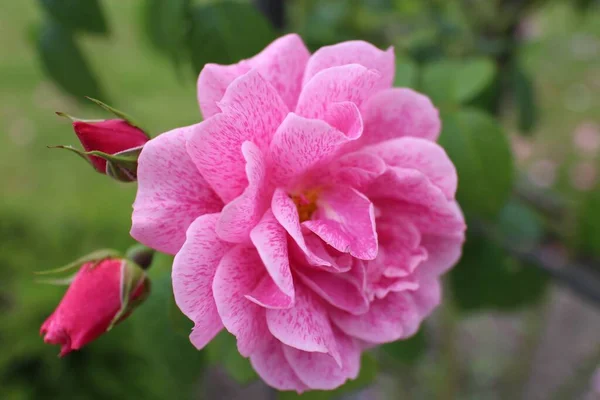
1, 0, 599, 399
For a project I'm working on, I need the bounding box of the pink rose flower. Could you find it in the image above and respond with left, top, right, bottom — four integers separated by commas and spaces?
131, 34, 465, 392
41, 259, 149, 356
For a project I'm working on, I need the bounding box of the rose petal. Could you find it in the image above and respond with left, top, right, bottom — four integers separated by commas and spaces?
250, 337, 308, 393
197, 34, 309, 118
364, 137, 457, 199
331, 291, 421, 343
296, 64, 381, 120
283, 329, 360, 390
354, 88, 441, 149
216, 141, 270, 243
269, 110, 361, 187
188, 70, 288, 202
246, 274, 294, 309
213, 245, 270, 356
131, 126, 222, 255
303, 41, 394, 92
271, 188, 330, 267
172, 213, 230, 349
296, 268, 369, 315
250, 209, 295, 300
266, 283, 341, 365
303, 186, 377, 260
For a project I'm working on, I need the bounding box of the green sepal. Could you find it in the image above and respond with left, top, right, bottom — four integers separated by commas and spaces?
47, 144, 94, 167
125, 244, 155, 270
85, 97, 148, 137
35, 274, 77, 286
55, 111, 103, 124
35, 248, 121, 276
97, 146, 143, 182
107, 260, 149, 331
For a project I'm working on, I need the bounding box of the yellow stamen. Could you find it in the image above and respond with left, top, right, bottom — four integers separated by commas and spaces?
290, 189, 320, 222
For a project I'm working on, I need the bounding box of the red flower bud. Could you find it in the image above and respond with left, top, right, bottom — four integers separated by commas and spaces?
72, 119, 148, 173
40, 258, 149, 356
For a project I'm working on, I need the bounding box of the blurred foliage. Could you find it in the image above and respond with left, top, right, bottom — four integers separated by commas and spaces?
1, 0, 598, 399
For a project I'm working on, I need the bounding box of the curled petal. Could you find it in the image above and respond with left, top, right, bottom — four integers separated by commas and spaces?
216, 141, 270, 243
303, 41, 394, 92
246, 274, 294, 310
266, 284, 341, 365
131, 126, 222, 255
197, 34, 310, 118
328, 151, 386, 190
331, 291, 421, 343
364, 137, 457, 199
356, 88, 441, 149
416, 233, 465, 281
283, 329, 361, 390
250, 337, 308, 393
172, 214, 230, 349
271, 189, 331, 267
296, 268, 369, 315
304, 186, 377, 260
188, 70, 288, 202
269, 111, 361, 187
296, 64, 381, 121
250, 209, 295, 300
213, 246, 270, 356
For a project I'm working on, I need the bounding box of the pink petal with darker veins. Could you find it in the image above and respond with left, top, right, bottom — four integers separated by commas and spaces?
197, 34, 309, 118
250, 209, 295, 300
172, 213, 230, 349
304, 186, 377, 260
266, 283, 341, 365
283, 328, 361, 390
250, 337, 308, 393
216, 141, 270, 243
131, 126, 222, 255
296, 64, 381, 121
212, 246, 270, 357
188, 70, 288, 203
303, 40, 394, 92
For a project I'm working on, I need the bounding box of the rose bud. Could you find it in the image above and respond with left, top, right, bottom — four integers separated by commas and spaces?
39, 251, 151, 356
54, 98, 150, 182
73, 119, 148, 173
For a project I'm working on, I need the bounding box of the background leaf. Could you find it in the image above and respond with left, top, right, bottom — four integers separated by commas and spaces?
511, 63, 538, 134
451, 201, 548, 311
38, 0, 108, 35
142, 0, 191, 66
438, 109, 514, 218
576, 185, 600, 259
188, 1, 276, 74
455, 58, 496, 104
394, 56, 418, 88
37, 21, 106, 102
380, 328, 426, 364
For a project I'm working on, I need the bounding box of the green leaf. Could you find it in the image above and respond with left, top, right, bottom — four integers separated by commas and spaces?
188, 1, 276, 74
577, 186, 600, 259
381, 328, 426, 364
420, 58, 496, 107
420, 60, 458, 108
438, 109, 514, 218
129, 255, 206, 399
451, 202, 548, 311
278, 353, 378, 400
38, 0, 108, 35
205, 331, 258, 384
455, 58, 496, 104
511, 64, 537, 134
142, 0, 191, 65
394, 56, 418, 88
37, 21, 106, 102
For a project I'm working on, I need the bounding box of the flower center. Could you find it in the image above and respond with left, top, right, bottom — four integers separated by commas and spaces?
290, 190, 319, 222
